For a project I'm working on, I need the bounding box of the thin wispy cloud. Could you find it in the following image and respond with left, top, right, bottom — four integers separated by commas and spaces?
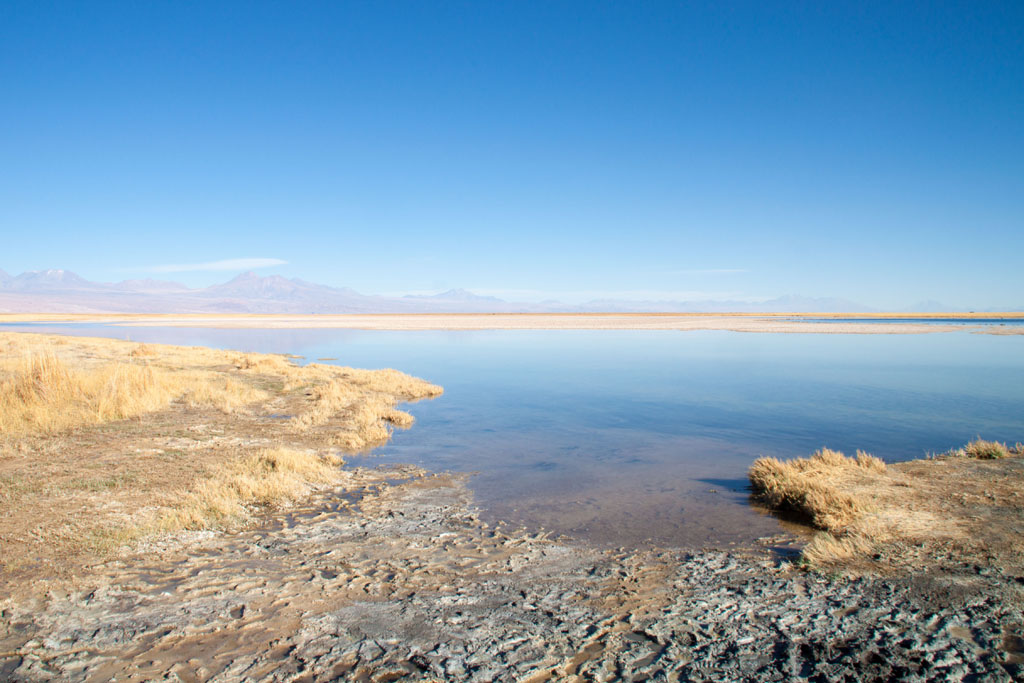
380, 287, 758, 303
666, 268, 748, 275
148, 258, 288, 273
465, 288, 754, 303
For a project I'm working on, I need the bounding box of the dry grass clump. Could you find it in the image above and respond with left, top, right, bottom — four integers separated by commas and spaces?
934, 438, 1020, 460
1, 353, 172, 435
288, 369, 442, 450
226, 356, 442, 451
754, 440, 1024, 572
0, 353, 266, 435
331, 396, 415, 450
334, 366, 444, 399
961, 438, 1010, 459
801, 532, 875, 565
159, 447, 344, 530
289, 379, 360, 430
748, 448, 885, 533
0, 333, 440, 445
232, 352, 296, 374
129, 343, 158, 358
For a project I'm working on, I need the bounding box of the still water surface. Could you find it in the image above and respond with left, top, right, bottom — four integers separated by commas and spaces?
5, 324, 1024, 549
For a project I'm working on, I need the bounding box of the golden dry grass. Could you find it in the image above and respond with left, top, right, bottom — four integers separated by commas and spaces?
265, 359, 443, 445
748, 448, 885, 533
288, 369, 441, 449
0, 352, 266, 435
232, 352, 297, 374
0, 333, 442, 448
159, 447, 345, 530
801, 532, 875, 566
954, 438, 1012, 459
0, 332, 444, 591
753, 441, 1024, 571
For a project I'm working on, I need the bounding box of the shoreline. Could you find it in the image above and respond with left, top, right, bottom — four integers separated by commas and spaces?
0, 331, 442, 597
2, 332, 1023, 679
3, 311, 1024, 334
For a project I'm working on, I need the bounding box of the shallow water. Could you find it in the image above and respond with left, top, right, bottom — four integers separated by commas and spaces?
4, 324, 1024, 549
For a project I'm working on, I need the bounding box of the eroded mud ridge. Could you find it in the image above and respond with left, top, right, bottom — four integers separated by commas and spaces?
2, 468, 1021, 682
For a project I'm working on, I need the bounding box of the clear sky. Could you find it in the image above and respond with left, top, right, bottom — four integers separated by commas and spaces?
2, 1, 1022, 308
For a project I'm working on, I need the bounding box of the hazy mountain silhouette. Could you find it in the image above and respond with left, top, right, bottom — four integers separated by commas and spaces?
0, 268, 1003, 314
8, 269, 100, 291
576, 294, 874, 313
112, 278, 190, 293
403, 288, 505, 304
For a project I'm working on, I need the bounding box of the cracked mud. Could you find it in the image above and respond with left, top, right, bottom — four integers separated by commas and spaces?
2, 465, 1021, 681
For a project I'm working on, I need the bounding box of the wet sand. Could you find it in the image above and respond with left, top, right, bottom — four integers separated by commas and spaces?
3, 312, 1023, 334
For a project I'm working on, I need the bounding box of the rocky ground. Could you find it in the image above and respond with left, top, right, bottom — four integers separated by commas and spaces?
2, 465, 1021, 682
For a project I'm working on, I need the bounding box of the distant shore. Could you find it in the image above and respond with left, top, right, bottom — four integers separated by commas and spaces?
2, 311, 1023, 334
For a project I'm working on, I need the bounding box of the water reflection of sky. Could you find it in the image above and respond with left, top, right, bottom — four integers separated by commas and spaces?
4, 324, 1024, 549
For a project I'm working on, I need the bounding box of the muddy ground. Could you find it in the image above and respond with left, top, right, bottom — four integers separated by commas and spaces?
1, 465, 1022, 682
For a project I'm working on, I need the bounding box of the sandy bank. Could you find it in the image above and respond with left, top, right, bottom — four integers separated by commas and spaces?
4, 311, 1024, 333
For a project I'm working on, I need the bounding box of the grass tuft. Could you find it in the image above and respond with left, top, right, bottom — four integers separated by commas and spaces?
232, 352, 296, 373
129, 343, 158, 358
288, 371, 442, 450
802, 532, 875, 566
936, 438, 1014, 460
159, 448, 345, 530
748, 448, 884, 533
962, 438, 1010, 459
0, 353, 266, 435
751, 439, 1024, 569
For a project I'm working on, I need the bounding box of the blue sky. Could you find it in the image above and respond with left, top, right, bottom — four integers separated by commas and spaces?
2, 1, 1021, 307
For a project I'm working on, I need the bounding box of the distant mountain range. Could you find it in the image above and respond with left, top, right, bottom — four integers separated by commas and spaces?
0, 268, 1011, 314
0, 269, 553, 314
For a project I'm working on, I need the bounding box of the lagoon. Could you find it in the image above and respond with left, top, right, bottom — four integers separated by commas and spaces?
4, 323, 1023, 549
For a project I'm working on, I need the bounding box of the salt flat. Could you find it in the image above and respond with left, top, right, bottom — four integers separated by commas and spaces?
4, 312, 1023, 334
